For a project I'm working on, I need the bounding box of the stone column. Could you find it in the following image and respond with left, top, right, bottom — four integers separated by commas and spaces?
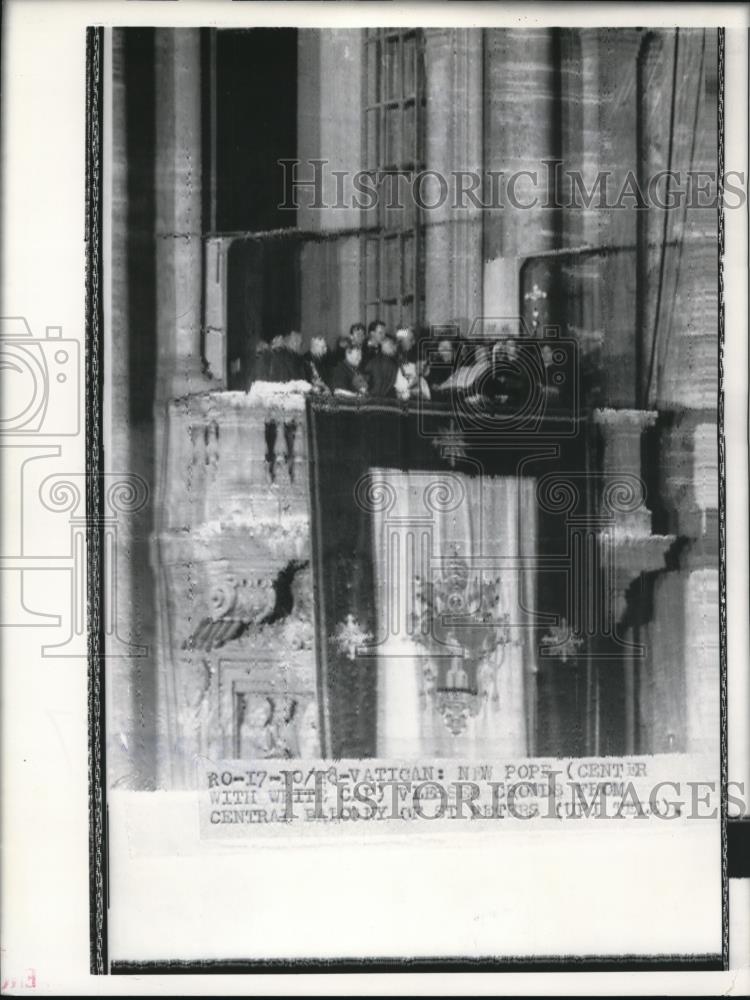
594, 408, 657, 536
152, 29, 210, 788
423, 28, 483, 335
297, 29, 363, 341
483, 28, 560, 323
593, 408, 675, 636
154, 28, 209, 403
560, 28, 604, 247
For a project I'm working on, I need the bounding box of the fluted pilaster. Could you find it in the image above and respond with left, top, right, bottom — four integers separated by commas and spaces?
154, 28, 210, 403
422, 28, 484, 335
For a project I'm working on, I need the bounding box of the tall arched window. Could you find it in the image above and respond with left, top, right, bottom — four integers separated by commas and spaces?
362, 29, 425, 330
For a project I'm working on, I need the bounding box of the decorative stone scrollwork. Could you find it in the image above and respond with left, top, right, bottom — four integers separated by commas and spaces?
181, 562, 317, 658
209, 574, 276, 622
208, 576, 240, 620
186, 575, 277, 652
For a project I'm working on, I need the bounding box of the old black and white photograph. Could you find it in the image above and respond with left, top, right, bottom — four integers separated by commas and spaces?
2, 1, 748, 991
109, 26, 721, 779
95, 14, 731, 964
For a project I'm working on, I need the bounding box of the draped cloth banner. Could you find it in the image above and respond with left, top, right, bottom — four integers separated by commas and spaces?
368, 470, 537, 758
307, 398, 542, 759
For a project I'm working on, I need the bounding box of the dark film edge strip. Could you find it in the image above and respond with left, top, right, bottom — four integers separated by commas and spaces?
86, 24, 108, 977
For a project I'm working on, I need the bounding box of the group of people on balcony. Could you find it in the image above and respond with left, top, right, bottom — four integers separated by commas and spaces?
253, 321, 428, 402
252, 319, 570, 414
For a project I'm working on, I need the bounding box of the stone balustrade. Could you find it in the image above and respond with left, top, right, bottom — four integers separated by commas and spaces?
158, 389, 310, 552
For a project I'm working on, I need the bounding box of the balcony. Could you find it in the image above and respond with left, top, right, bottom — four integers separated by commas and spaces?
156, 387, 312, 569
149, 227, 719, 782
154, 387, 317, 786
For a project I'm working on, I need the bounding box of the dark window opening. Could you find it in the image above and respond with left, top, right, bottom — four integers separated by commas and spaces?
213, 28, 298, 233
210, 28, 299, 386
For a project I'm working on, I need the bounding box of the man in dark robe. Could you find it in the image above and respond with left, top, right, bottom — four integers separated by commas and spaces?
266, 334, 290, 383
490, 337, 526, 413
264, 330, 307, 482
251, 340, 271, 384
330, 344, 367, 396
280, 329, 307, 382
332, 333, 352, 367
349, 322, 366, 351
364, 334, 399, 398
426, 337, 457, 396
364, 318, 386, 364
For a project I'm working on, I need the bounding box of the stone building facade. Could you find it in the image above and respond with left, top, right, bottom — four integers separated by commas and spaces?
108, 27, 720, 789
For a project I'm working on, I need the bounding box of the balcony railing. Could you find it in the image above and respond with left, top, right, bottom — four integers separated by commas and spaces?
159, 389, 311, 541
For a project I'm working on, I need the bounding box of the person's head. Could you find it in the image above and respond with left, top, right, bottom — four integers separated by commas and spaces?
337, 334, 352, 354
310, 336, 328, 358
367, 319, 386, 345
285, 329, 303, 354
437, 338, 454, 364
381, 335, 398, 357
396, 326, 415, 352
349, 322, 366, 347
345, 344, 362, 368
